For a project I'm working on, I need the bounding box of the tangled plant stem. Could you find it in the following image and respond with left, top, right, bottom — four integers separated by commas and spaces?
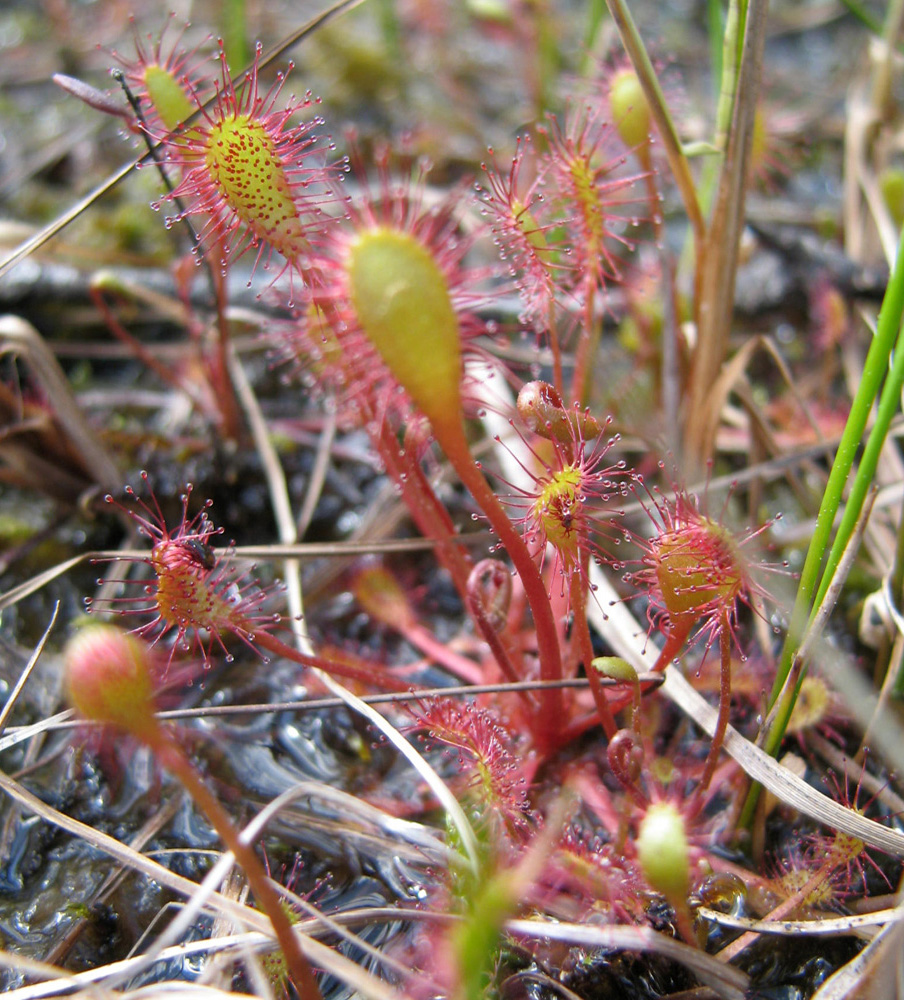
437, 420, 565, 750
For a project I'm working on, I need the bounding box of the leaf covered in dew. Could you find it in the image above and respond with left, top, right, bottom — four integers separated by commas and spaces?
90, 474, 280, 667
106, 13, 214, 133
652, 515, 745, 623
203, 110, 314, 260
626, 481, 777, 647
152, 40, 334, 274
143, 62, 197, 130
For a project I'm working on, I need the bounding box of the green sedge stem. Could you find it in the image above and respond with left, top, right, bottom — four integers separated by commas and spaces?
813, 328, 904, 614
582, 0, 608, 69
768, 222, 904, 711
738, 223, 904, 830
713, 0, 742, 151
222, 0, 249, 76
764, 313, 904, 747
837, 0, 884, 37
706, 0, 725, 91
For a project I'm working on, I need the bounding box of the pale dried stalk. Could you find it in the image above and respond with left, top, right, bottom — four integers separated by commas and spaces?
0, 314, 121, 490
682, 0, 770, 466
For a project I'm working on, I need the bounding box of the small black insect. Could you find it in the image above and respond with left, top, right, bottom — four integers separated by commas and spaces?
180, 538, 217, 571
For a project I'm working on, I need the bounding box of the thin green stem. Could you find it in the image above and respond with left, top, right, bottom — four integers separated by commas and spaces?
713, 0, 742, 151
761, 318, 904, 749
375, 0, 402, 58
222, 0, 248, 73
582, 0, 608, 69
706, 0, 725, 91
737, 225, 904, 830
767, 223, 904, 715
813, 341, 904, 614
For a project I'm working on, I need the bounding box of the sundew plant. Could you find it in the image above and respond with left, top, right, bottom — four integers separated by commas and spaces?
3, 2, 904, 998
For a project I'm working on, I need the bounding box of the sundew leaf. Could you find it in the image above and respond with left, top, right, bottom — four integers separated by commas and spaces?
0, 0, 366, 279
586, 564, 904, 859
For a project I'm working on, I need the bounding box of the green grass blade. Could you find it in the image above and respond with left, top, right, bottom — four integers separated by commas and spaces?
738, 223, 904, 829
